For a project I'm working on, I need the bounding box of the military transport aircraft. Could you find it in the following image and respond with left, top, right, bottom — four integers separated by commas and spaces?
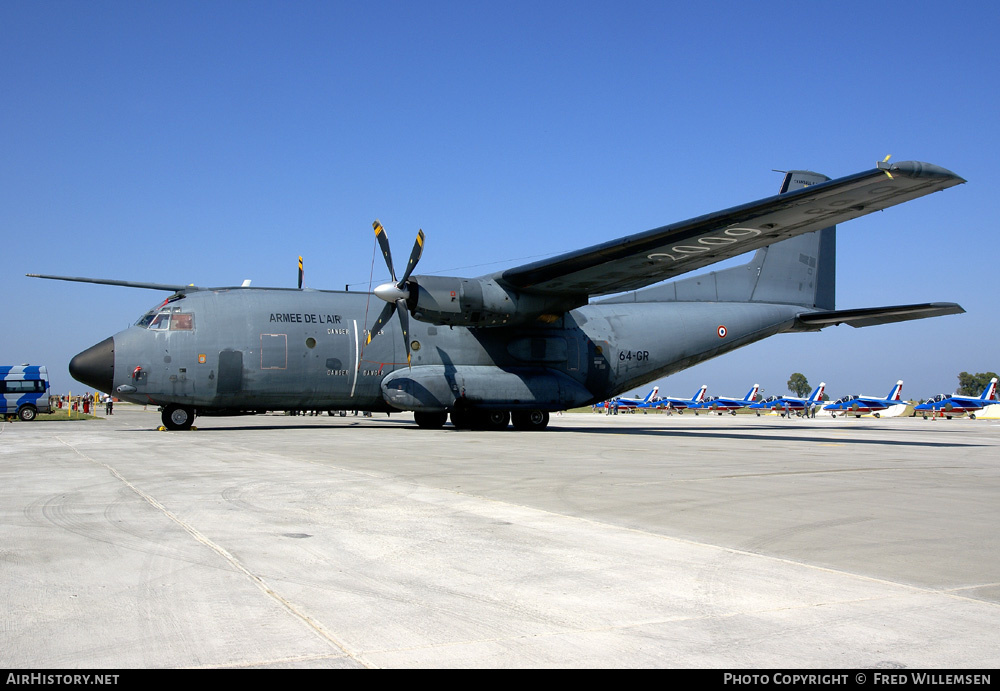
914, 378, 998, 419
688, 384, 760, 415
748, 383, 826, 417
31, 158, 965, 431
823, 380, 905, 418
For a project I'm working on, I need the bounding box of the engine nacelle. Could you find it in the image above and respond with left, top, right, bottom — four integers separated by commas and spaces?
408, 275, 580, 328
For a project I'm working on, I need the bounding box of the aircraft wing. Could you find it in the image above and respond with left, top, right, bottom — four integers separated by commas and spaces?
946, 395, 988, 405
855, 397, 890, 407
494, 161, 964, 297
26, 274, 195, 292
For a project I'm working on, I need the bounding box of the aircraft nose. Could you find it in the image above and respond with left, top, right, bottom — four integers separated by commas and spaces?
69, 337, 115, 393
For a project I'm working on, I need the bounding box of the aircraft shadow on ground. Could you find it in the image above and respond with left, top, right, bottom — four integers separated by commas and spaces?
120, 419, 986, 448
555, 423, 983, 448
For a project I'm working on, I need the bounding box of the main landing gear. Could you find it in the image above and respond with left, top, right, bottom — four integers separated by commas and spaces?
414, 408, 551, 430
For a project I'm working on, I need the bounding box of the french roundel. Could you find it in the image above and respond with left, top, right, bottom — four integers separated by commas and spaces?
717, 325, 727, 338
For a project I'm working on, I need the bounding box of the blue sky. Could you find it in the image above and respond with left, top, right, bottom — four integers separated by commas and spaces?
2, 1, 997, 401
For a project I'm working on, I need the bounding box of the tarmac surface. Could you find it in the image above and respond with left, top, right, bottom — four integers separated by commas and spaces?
2, 405, 999, 668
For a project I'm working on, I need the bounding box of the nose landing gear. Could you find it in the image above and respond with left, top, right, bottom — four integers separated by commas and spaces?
162, 404, 195, 431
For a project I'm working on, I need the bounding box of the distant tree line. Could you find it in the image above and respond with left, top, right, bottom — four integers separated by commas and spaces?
957, 371, 998, 396
786, 371, 996, 402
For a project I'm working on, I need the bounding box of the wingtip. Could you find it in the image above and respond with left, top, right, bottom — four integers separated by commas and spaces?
882, 160, 966, 184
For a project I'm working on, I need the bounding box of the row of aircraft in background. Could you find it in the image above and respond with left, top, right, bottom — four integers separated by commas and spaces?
598, 377, 1000, 419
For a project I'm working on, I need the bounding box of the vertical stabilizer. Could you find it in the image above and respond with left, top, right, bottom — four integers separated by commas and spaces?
748, 170, 835, 309
808, 382, 826, 403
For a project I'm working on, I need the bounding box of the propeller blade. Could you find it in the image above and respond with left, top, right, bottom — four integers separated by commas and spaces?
367, 220, 425, 367
372, 220, 397, 282
395, 298, 412, 367
877, 154, 894, 179
298, 256, 303, 290
398, 229, 425, 286
366, 300, 396, 347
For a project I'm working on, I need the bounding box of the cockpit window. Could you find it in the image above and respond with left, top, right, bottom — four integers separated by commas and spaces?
137, 306, 194, 331
170, 313, 194, 330
136, 308, 157, 328
148, 313, 170, 330
136, 294, 188, 329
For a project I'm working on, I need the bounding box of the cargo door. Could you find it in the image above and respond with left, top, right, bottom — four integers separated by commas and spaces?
217, 350, 244, 395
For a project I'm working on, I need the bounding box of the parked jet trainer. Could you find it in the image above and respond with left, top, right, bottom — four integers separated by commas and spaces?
33, 158, 965, 431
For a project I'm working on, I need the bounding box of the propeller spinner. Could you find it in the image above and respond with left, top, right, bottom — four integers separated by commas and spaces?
367, 220, 425, 366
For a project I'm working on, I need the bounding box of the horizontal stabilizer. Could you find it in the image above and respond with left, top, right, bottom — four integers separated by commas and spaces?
793, 302, 964, 329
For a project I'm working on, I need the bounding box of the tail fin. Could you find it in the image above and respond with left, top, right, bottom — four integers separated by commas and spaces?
980, 378, 998, 401
695, 385, 707, 402
808, 382, 826, 403
747, 171, 835, 309
645, 386, 659, 403
887, 380, 904, 401
744, 383, 760, 402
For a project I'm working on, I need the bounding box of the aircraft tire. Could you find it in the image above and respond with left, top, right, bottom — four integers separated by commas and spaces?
512, 410, 549, 431
162, 404, 195, 431
414, 411, 448, 429
970, 414, 977, 420
481, 410, 511, 430
874, 413, 880, 418
17, 405, 37, 422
